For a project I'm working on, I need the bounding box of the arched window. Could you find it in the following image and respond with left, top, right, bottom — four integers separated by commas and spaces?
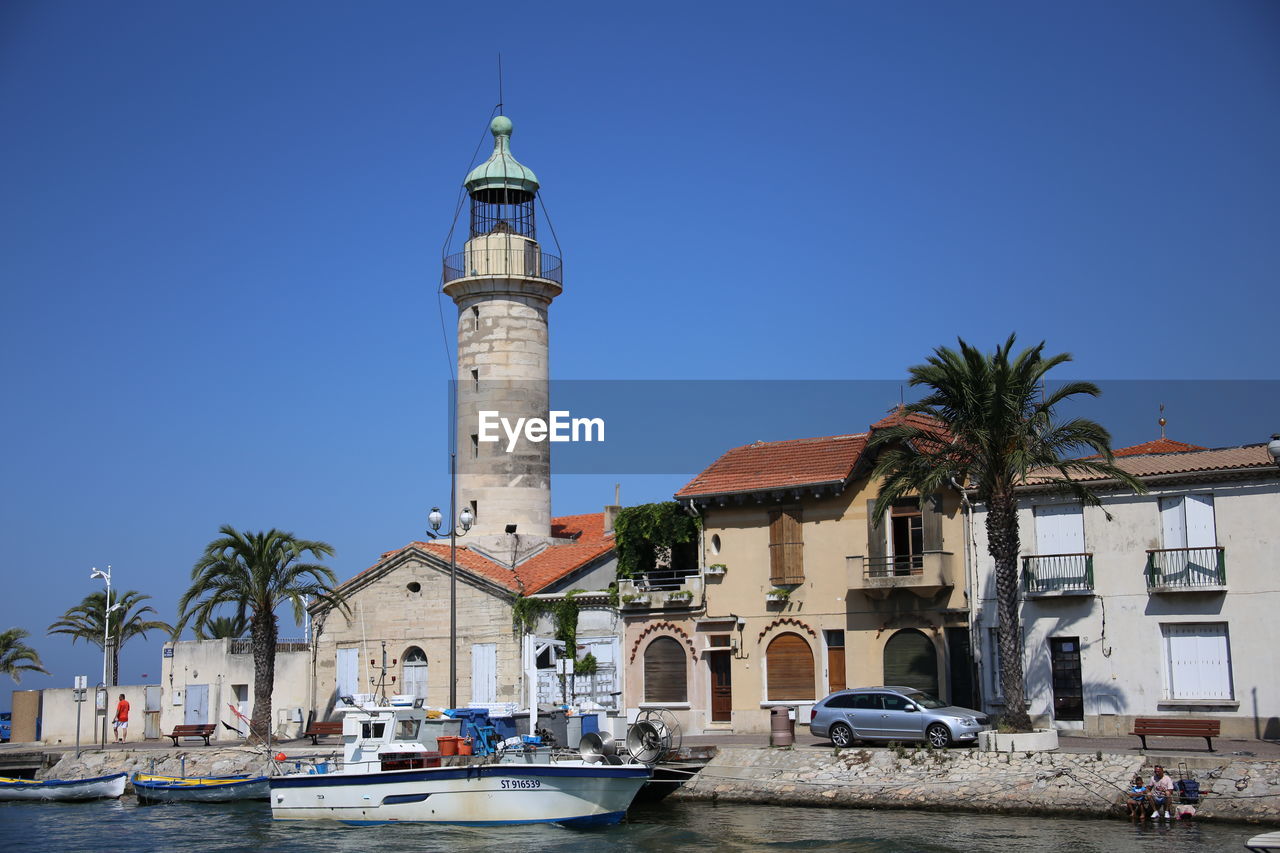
766, 632, 815, 700
883, 629, 938, 696
643, 636, 687, 703
402, 646, 428, 700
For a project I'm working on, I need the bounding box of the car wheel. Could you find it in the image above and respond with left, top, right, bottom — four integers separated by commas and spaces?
926, 723, 952, 749
830, 722, 855, 748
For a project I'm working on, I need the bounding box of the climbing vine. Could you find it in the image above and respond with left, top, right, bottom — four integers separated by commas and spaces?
614, 502, 700, 578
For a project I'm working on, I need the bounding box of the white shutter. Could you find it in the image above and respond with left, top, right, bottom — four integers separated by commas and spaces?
1160, 497, 1188, 549
1164, 623, 1232, 700
1034, 504, 1085, 554
471, 643, 497, 704
1184, 494, 1217, 548
336, 647, 360, 698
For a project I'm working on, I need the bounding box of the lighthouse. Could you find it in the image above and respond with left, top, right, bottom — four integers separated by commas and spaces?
443, 116, 561, 543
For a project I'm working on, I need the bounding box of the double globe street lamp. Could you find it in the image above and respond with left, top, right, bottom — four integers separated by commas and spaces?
428, 490, 474, 709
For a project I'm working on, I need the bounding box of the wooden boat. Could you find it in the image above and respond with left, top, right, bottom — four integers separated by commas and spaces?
132, 772, 270, 803
269, 703, 651, 826
0, 772, 127, 801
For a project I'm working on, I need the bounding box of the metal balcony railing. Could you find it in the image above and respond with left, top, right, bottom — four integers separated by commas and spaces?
1022, 553, 1094, 594
229, 638, 309, 655
443, 248, 563, 285
1145, 547, 1226, 590
864, 555, 924, 578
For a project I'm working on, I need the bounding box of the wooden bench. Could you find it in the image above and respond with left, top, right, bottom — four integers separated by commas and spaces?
303, 720, 344, 745
165, 723, 217, 746
1131, 717, 1220, 751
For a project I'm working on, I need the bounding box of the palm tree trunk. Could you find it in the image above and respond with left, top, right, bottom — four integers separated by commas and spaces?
109, 640, 119, 687
249, 612, 278, 744
987, 490, 1032, 731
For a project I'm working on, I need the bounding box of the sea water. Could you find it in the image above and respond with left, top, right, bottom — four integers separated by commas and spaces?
0, 798, 1255, 852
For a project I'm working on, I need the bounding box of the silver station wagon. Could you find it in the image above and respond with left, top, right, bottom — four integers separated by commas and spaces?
809, 686, 991, 748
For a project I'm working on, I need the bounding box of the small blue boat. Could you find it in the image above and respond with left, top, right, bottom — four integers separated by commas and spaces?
132, 772, 270, 803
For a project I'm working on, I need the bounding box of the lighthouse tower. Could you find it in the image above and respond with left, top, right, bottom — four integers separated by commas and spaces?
443, 116, 561, 543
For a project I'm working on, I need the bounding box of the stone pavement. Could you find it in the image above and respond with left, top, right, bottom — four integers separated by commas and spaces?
681, 728, 1280, 765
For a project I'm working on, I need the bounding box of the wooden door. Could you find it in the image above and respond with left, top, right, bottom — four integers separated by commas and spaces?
708, 651, 732, 722
184, 684, 208, 726
827, 646, 846, 694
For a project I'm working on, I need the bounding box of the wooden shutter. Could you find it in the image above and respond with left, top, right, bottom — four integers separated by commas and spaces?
866, 500, 887, 563
766, 632, 815, 700
769, 508, 804, 584
882, 629, 938, 695
922, 493, 945, 552
643, 637, 687, 703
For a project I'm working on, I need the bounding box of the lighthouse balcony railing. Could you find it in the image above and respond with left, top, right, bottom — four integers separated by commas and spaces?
443, 249, 563, 285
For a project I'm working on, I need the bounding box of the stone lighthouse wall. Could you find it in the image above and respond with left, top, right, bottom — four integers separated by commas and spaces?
449, 266, 556, 539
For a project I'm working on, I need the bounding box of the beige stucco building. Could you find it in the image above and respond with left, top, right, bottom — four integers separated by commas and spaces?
971, 436, 1280, 739
620, 413, 974, 735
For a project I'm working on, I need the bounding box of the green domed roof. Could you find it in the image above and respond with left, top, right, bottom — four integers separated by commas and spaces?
464, 115, 539, 197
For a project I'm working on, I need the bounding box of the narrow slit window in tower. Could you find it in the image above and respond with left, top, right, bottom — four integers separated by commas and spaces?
471, 306, 480, 331
471, 433, 479, 459
471, 368, 479, 392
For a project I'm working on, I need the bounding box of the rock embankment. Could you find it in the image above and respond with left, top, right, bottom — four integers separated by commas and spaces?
43, 747, 277, 783
671, 746, 1280, 824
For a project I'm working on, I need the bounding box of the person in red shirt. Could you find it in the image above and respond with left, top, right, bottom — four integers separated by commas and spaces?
113, 694, 130, 744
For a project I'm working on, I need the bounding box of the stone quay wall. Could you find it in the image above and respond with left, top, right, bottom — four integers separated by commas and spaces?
43, 747, 275, 784
671, 746, 1280, 825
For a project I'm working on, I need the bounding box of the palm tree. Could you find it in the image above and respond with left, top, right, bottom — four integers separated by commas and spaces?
48, 590, 172, 685
869, 335, 1143, 730
175, 526, 345, 743
194, 612, 249, 640
0, 627, 49, 684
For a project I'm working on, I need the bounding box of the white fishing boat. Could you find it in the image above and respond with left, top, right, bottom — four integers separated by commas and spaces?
269, 703, 651, 826
132, 771, 270, 803
0, 772, 127, 801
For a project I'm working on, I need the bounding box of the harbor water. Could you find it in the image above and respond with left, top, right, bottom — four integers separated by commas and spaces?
0, 798, 1256, 852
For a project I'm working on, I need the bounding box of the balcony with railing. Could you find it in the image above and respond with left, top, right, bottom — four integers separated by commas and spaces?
850, 552, 955, 599
443, 247, 563, 286
1145, 547, 1226, 592
617, 570, 703, 611
1022, 553, 1094, 597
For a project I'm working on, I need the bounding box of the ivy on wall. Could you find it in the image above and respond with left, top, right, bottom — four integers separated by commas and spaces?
614, 502, 701, 578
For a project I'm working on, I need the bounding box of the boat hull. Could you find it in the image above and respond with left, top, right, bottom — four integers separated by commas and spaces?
132, 773, 270, 803
0, 772, 127, 801
269, 761, 650, 826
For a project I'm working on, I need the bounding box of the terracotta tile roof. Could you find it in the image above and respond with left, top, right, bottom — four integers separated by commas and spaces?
1028, 443, 1276, 485
1110, 438, 1207, 456
675, 433, 869, 499
337, 513, 614, 598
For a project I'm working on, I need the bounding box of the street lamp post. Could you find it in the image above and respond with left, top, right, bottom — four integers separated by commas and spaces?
89, 566, 114, 687
428, 451, 474, 710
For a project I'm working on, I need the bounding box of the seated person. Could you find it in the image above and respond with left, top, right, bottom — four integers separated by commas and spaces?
1150, 765, 1176, 818
1126, 774, 1150, 818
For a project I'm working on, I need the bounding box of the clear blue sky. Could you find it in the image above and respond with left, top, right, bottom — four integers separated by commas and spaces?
3, 1, 1278, 695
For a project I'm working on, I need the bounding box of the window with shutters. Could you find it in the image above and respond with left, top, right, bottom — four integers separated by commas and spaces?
765, 632, 815, 700
1161, 622, 1234, 701
768, 508, 804, 584
643, 636, 687, 703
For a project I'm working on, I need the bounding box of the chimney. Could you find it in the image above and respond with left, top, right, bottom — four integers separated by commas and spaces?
604, 483, 621, 535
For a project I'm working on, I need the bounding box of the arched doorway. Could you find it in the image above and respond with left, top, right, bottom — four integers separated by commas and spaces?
766, 632, 815, 701
402, 647, 428, 700
883, 629, 938, 696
